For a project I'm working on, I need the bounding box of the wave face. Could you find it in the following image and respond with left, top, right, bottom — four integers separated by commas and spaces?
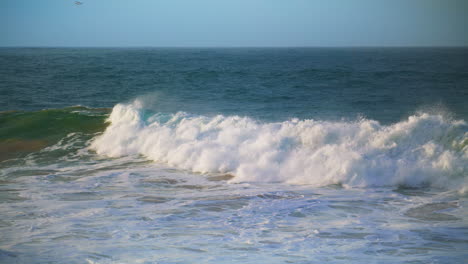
0, 107, 109, 161
91, 101, 468, 191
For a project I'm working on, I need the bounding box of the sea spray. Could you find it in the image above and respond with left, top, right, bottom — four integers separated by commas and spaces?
91, 100, 468, 191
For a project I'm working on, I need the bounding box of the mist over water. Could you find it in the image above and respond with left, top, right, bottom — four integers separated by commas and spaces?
1, 48, 468, 263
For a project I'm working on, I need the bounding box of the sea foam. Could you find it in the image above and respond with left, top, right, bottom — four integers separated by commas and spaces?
91, 101, 468, 191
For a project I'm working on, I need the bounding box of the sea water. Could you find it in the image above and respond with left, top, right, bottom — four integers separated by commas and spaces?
0, 48, 467, 263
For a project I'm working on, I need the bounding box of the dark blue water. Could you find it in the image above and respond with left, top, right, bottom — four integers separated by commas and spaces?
1, 48, 467, 123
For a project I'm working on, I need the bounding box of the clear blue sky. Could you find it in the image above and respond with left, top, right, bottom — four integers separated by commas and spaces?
1, 0, 467, 47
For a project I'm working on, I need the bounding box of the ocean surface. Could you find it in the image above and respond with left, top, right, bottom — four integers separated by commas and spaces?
0, 48, 467, 263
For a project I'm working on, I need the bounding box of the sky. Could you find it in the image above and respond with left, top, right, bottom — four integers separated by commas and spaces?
1, 0, 468, 47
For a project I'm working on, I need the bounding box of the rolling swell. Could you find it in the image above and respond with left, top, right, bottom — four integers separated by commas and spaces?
91, 101, 468, 192
0, 106, 109, 161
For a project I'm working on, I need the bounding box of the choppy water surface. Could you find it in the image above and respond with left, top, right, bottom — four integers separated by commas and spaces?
1, 156, 467, 263
1, 48, 467, 263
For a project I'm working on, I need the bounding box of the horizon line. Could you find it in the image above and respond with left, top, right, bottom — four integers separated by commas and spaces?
1, 45, 468, 49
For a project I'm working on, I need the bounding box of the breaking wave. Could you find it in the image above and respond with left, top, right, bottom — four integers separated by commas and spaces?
91, 100, 468, 191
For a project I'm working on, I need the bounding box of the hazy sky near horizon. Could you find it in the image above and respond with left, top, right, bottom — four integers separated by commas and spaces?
1, 0, 468, 47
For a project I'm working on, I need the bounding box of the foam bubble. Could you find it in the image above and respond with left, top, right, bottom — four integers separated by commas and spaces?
90, 101, 468, 192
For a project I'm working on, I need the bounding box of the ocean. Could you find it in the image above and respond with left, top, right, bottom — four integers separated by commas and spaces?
0, 48, 467, 263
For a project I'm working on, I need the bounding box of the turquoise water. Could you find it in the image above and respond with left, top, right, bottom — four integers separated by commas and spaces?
0, 48, 467, 263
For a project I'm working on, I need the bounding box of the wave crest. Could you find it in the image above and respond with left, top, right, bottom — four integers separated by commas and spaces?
90, 101, 468, 191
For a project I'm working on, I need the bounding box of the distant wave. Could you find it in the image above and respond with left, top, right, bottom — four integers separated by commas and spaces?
91, 100, 468, 192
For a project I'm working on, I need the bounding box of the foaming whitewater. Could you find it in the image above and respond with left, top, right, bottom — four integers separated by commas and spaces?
91, 101, 468, 191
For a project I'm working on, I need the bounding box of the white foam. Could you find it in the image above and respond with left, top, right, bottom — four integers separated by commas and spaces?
90, 101, 468, 191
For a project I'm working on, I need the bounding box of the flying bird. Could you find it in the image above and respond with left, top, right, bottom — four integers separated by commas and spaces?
75, 1, 83, 5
